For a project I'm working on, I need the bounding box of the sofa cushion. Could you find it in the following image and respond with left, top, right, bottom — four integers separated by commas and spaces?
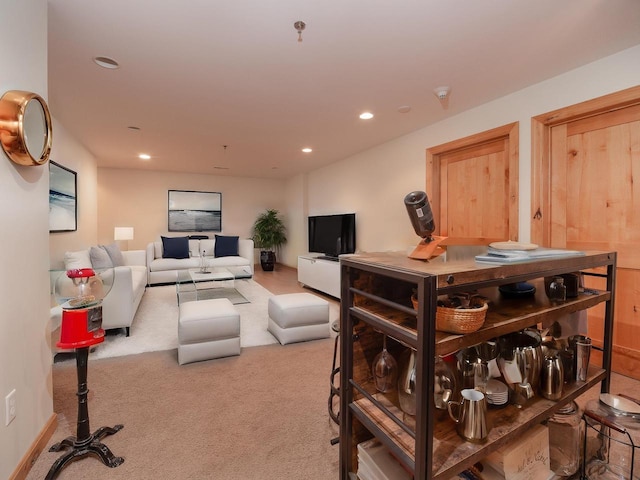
188, 239, 200, 257
200, 239, 215, 257
162, 236, 190, 259
214, 235, 239, 257
103, 242, 125, 266
149, 257, 200, 272
154, 241, 163, 259
64, 250, 92, 270
90, 246, 113, 269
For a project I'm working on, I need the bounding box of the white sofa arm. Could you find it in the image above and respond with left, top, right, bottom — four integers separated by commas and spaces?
123, 249, 146, 267
101, 266, 134, 331
238, 239, 254, 274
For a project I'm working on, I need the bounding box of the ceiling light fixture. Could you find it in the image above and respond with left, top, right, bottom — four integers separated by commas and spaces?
93, 56, 120, 69
294, 21, 306, 42
138, 154, 151, 160
127, 126, 140, 131
397, 106, 411, 113
302, 147, 312, 153
359, 112, 374, 120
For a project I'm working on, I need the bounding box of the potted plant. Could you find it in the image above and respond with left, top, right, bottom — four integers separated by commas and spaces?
251, 209, 287, 271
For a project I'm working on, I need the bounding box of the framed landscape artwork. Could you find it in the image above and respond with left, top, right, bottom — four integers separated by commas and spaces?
49, 161, 77, 232
168, 190, 222, 232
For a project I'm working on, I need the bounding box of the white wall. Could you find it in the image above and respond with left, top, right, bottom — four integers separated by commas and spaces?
281, 173, 307, 267
49, 120, 99, 269
97, 168, 287, 258
0, 1, 52, 478
287, 45, 640, 258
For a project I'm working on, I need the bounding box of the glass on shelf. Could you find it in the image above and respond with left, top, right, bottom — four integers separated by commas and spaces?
372, 335, 397, 393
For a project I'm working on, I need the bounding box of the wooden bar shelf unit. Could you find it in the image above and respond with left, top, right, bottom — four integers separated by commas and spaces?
339, 251, 616, 480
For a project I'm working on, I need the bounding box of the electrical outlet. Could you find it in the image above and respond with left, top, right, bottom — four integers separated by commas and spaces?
5, 389, 16, 426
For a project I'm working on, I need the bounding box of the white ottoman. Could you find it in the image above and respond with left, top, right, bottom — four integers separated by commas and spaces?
268, 293, 330, 345
178, 298, 240, 365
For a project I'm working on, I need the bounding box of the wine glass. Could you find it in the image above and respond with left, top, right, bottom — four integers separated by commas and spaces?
372, 335, 398, 393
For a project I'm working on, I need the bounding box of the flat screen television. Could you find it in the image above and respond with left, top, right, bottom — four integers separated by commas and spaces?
308, 213, 356, 259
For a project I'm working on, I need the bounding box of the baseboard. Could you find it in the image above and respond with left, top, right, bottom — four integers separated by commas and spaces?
9, 413, 58, 480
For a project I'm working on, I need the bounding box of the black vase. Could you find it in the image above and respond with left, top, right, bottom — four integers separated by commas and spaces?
260, 251, 276, 271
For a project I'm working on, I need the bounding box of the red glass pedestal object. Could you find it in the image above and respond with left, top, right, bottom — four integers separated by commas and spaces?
46, 269, 123, 480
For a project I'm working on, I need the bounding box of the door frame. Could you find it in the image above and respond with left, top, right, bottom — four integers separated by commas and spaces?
426, 122, 519, 243
530, 85, 640, 245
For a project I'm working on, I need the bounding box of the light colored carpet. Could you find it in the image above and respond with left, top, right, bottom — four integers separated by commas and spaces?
27, 340, 341, 480
79, 279, 337, 361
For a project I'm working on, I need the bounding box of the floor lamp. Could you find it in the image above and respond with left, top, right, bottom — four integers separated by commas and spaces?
114, 227, 134, 251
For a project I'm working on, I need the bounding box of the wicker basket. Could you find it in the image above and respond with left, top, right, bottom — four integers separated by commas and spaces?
435, 303, 488, 334
411, 295, 488, 334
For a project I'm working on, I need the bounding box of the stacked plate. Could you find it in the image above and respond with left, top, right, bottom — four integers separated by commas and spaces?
485, 379, 509, 406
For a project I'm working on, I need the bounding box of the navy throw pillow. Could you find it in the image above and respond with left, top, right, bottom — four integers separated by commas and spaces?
214, 235, 239, 257
162, 236, 190, 259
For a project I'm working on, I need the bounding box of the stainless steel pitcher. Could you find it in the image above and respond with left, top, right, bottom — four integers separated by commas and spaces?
448, 388, 490, 442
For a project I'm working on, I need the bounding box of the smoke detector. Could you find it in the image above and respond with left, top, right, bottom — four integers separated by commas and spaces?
433, 86, 450, 100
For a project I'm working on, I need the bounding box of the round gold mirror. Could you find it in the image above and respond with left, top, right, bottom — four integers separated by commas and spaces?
0, 90, 53, 166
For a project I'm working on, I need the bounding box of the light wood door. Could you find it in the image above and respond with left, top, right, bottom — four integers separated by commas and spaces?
532, 86, 640, 378
427, 123, 519, 244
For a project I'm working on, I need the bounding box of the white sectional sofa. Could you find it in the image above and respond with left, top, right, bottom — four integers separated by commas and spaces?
62, 247, 147, 336
146, 237, 254, 286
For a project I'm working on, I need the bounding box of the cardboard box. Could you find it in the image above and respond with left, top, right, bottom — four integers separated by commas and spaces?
484, 424, 553, 480
357, 439, 412, 480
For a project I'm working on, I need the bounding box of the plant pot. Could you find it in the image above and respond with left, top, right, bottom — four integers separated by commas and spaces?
260, 251, 276, 271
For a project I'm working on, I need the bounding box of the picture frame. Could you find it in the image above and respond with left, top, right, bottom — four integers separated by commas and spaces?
49, 161, 77, 232
168, 190, 222, 232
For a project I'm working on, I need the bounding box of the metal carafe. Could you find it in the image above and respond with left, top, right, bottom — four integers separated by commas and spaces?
540, 350, 564, 400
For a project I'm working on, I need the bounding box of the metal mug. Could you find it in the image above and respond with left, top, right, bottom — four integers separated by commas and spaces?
448, 388, 490, 442
568, 335, 592, 382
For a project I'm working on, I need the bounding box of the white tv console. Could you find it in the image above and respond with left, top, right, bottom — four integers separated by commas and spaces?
297, 255, 341, 299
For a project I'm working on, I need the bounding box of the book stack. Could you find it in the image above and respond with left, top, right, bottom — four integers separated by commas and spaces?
475, 247, 584, 264
357, 439, 412, 480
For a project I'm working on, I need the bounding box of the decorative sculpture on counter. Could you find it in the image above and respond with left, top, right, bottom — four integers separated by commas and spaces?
46, 268, 124, 480
404, 190, 446, 260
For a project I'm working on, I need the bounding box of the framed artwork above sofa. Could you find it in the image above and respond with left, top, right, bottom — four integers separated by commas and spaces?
168, 189, 222, 232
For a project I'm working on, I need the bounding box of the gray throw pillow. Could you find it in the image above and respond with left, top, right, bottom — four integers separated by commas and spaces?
103, 242, 125, 266
90, 246, 113, 269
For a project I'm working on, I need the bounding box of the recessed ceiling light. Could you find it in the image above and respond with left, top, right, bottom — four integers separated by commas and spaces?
302, 148, 313, 153
93, 56, 120, 69
127, 126, 140, 131
359, 112, 374, 120
214, 166, 229, 170
138, 154, 151, 160
397, 106, 411, 113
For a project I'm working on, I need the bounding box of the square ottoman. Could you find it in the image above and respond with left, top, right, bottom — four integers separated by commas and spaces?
178, 298, 240, 365
268, 293, 330, 345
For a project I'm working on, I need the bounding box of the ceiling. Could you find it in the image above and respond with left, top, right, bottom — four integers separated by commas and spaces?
47, 0, 640, 179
